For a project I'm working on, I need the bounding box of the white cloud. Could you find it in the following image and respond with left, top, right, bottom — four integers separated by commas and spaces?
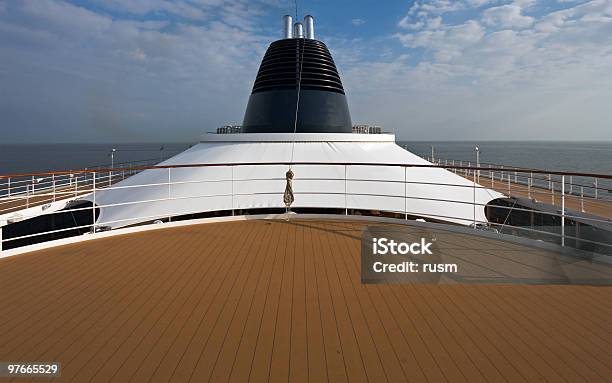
396, 20, 485, 61
89, 0, 209, 20
482, 4, 535, 28
0, 0, 276, 142
128, 47, 147, 61
1, 0, 611, 142
346, 0, 612, 139
352, 18, 365, 26
410, 0, 465, 15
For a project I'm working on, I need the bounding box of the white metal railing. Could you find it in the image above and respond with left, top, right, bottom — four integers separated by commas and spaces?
1, 162, 611, 254
422, 154, 612, 203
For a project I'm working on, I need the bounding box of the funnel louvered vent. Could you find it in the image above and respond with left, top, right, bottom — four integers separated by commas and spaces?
252, 39, 345, 94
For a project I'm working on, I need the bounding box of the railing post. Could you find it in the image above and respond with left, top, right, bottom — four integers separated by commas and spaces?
473, 169, 476, 227
551, 181, 555, 205
581, 186, 584, 212
594, 178, 598, 199
404, 166, 407, 220
92, 171, 96, 232
561, 175, 565, 247
528, 174, 531, 199
468, 161, 471, 176
514, 171, 517, 184
26, 184, 29, 208
7, 177, 10, 197
345, 164, 348, 216
548, 174, 552, 190
52, 174, 56, 202
569, 176, 572, 195
507, 175, 510, 194
31, 175, 35, 193
168, 168, 172, 222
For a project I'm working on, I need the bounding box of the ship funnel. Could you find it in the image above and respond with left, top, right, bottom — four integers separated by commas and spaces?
304, 15, 314, 39
283, 15, 292, 39
293, 22, 304, 38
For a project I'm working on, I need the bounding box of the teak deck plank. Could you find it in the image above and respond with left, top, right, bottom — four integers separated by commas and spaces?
0, 218, 610, 383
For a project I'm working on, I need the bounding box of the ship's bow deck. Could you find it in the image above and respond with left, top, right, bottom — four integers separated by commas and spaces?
0, 218, 610, 382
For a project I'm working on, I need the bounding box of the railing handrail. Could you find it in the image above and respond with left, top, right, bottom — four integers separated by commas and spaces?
1, 162, 611, 180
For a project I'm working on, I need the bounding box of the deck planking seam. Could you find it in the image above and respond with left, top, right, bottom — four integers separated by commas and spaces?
64, 227, 210, 382
335, 222, 425, 383
477, 285, 611, 382
540, 284, 612, 320
241, 221, 289, 382
386, 278, 472, 383
97, 224, 232, 382
417, 284, 517, 383
226, 221, 287, 382
166, 221, 261, 382
332, 222, 404, 383
304, 221, 330, 383
0, 234, 152, 356
446, 284, 570, 383
321, 222, 387, 383
318, 222, 372, 382
142, 223, 253, 382
288, 222, 308, 383
0, 241, 118, 319
310, 221, 350, 383
510, 286, 611, 357
205, 221, 277, 382
267, 219, 298, 383
400, 283, 488, 383
248, 222, 290, 382
31, 229, 187, 382
484, 284, 611, 380
132, 223, 251, 382
73, 228, 210, 381
437, 285, 537, 383
453, 285, 585, 383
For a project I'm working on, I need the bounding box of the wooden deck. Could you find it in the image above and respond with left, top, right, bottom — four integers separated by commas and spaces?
0, 219, 610, 382
0, 186, 93, 215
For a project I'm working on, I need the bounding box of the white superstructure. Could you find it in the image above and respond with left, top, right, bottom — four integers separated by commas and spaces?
88, 133, 503, 228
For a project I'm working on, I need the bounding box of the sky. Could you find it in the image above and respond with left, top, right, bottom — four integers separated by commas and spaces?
0, 0, 611, 143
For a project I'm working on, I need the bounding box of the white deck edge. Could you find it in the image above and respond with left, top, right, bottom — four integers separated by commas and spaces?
1, 213, 607, 264
199, 133, 396, 143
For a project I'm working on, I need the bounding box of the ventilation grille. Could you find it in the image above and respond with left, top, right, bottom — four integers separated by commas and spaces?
252, 39, 345, 94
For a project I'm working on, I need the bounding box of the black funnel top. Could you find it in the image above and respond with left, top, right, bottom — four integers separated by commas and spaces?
242, 38, 352, 133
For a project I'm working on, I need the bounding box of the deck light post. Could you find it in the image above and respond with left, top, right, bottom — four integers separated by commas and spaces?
474, 146, 480, 184
110, 148, 116, 187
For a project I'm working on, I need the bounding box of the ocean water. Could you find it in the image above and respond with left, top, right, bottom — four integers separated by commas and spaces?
398, 141, 612, 175
1, 141, 610, 175
1, 141, 610, 197
400, 141, 612, 199
0, 143, 192, 175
